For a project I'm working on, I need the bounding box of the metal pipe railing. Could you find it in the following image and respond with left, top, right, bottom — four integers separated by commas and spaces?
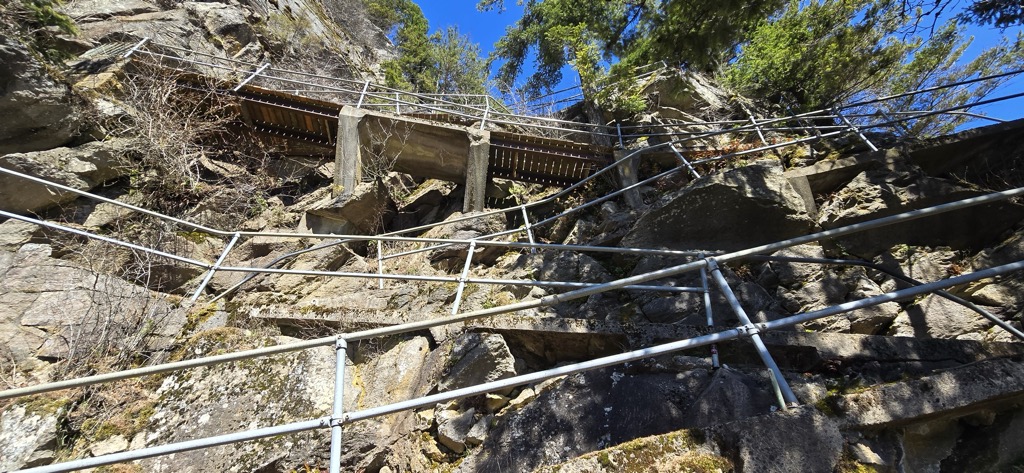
21, 257, 1023, 473
6, 186, 1021, 402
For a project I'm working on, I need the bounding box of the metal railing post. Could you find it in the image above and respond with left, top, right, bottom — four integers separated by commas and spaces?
616, 122, 624, 148
395, 92, 400, 114
480, 98, 490, 130
356, 81, 370, 109
698, 254, 719, 369
748, 114, 769, 146
706, 259, 799, 409
122, 37, 150, 59
669, 144, 702, 179
189, 232, 241, 303
451, 241, 477, 315
834, 106, 879, 152
377, 240, 385, 289
329, 337, 348, 473
233, 63, 270, 92
521, 207, 537, 254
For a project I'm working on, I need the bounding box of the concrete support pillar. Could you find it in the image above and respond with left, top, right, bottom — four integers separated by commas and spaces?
614, 149, 643, 209
464, 129, 490, 213
334, 106, 366, 197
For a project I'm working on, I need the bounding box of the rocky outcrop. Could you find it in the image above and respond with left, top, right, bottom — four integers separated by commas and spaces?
423, 211, 509, 271
817, 161, 1024, 257
138, 331, 341, 472
621, 161, 814, 251
0, 37, 82, 155
0, 139, 131, 214
0, 403, 64, 471
437, 333, 518, 394
0, 244, 185, 380
302, 181, 396, 234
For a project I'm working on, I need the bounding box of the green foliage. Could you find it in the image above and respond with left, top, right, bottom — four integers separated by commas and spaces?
20, 0, 76, 34
877, 22, 1024, 136
366, 0, 487, 94
960, 0, 1024, 27
722, 0, 1024, 134
481, 0, 784, 98
723, 0, 909, 110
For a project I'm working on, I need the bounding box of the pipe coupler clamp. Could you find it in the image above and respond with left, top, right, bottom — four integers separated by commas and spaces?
737, 323, 764, 336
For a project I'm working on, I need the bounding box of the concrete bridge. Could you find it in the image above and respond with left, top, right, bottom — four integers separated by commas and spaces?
218, 77, 613, 212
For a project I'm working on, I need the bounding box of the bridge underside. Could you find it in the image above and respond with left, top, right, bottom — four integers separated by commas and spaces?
215, 80, 613, 210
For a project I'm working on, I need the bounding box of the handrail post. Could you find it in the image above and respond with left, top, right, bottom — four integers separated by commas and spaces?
189, 232, 241, 303
233, 63, 270, 92
329, 337, 348, 473
122, 37, 150, 59
748, 114, 769, 146
520, 207, 537, 254
451, 241, 477, 315
834, 106, 878, 152
706, 258, 799, 409
377, 240, 385, 290
395, 92, 400, 115
356, 81, 370, 109
616, 122, 624, 148
698, 254, 719, 369
480, 98, 491, 130
669, 144, 702, 179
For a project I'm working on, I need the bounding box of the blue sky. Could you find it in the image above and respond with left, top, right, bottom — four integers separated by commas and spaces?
415, 1, 1024, 123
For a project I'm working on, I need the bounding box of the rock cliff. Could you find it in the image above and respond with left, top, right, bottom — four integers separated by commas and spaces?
1, 3, 1024, 473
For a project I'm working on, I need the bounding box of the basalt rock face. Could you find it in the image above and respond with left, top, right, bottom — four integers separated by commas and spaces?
0, 139, 131, 214
0, 37, 83, 156
62, 0, 392, 78
4, 5, 1024, 473
620, 161, 814, 251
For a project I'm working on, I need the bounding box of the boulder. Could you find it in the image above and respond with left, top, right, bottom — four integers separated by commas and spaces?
817, 164, 1024, 257
708, 407, 843, 473
423, 212, 508, 271
436, 408, 476, 453
138, 333, 348, 473
437, 333, 518, 395
303, 181, 396, 235
457, 368, 722, 473
0, 139, 131, 214
0, 244, 185, 372
184, 2, 259, 56
621, 161, 813, 251
888, 294, 997, 339
0, 37, 82, 155
0, 403, 63, 471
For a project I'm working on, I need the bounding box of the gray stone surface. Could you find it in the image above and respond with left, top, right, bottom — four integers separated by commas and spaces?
621, 161, 813, 251
888, 294, 997, 339
436, 408, 476, 453
0, 244, 185, 373
0, 404, 62, 471
817, 164, 1024, 257
60, 0, 159, 20
139, 334, 343, 472
835, 357, 1024, 428
184, 2, 258, 55
437, 333, 518, 394
305, 180, 396, 234
0, 139, 131, 214
423, 212, 508, 271
457, 368, 728, 473
0, 37, 81, 155
708, 407, 843, 473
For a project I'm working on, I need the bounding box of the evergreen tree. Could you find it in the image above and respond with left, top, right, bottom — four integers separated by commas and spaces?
366, 0, 488, 95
